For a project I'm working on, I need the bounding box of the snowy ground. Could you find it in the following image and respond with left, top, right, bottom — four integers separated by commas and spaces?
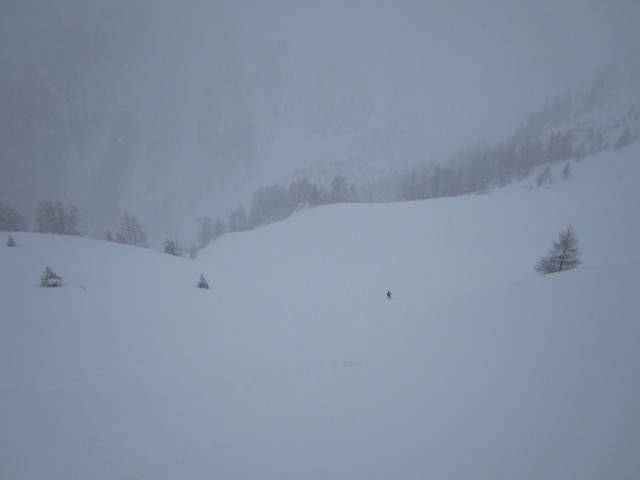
2, 145, 640, 479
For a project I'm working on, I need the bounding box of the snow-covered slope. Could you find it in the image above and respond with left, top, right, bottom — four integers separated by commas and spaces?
2, 145, 640, 479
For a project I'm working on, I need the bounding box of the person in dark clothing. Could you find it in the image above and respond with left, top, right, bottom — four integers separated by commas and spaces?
387, 290, 392, 299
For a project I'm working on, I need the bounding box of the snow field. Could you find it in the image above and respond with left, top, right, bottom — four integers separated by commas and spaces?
1, 144, 640, 479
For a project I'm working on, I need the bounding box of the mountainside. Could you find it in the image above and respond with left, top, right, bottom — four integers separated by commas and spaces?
2, 2, 639, 241
2, 144, 639, 479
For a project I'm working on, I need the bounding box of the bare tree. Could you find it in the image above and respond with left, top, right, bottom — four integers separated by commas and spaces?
0, 200, 28, 232
116, 213, 147, 247
535, 224, 582, 274
35, 200, 82, 235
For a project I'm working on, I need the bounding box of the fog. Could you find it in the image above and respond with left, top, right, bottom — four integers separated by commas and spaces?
1, 0, 638, 240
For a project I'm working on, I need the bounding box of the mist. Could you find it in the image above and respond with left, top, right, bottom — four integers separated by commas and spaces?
1, 0, 638, 241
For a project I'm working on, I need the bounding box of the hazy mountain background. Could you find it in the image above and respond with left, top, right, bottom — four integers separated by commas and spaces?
1, 0, 639, 242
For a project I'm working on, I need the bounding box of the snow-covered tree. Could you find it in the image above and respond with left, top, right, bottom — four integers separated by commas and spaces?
40, 266, 63, 287
197, 274, 209, 289
164, 238, 181, 256
535, 225, 582, 275
561, 162, 572, 179
7, 235, 16, 247
116, 213, 147, 247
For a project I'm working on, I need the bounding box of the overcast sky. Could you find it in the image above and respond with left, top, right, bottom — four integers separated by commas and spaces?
236, 0, 640, 134
5, 0, 639, 129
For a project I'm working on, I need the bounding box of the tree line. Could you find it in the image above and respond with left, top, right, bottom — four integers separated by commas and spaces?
1, 175, 360, 253
0, 199, 83, 235
398, 125, 617, 202
0, 198, 149, 248
196, 174, 358, 249
396, 76, 638, 202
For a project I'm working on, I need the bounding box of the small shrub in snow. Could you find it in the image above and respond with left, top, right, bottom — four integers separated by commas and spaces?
40, 266, 63, 287
535, 225, 582, 275
197, 274, 209, 289
6, 235, 16, 247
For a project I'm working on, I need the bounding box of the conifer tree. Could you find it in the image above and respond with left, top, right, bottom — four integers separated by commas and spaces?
197, 274, 209, 289
7, 235, 16, 247
535, 225, 582, 275
40, 266, 63, 287
164, 238, 179, 256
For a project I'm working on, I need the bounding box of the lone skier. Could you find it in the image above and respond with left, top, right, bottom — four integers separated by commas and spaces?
387, 290, 392, 300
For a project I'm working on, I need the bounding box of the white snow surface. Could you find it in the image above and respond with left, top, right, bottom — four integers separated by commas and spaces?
2, 145, 640, 479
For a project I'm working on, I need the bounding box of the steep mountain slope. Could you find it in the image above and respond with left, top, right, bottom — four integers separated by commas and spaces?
1, 145, 639, 479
